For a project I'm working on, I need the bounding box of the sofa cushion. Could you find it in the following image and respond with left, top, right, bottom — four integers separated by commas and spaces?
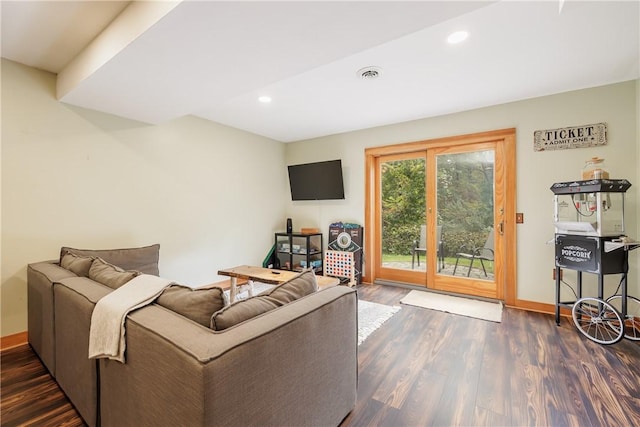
88, 258, 138, 289
210, 296, 279, 331
156, 285, 227, 328
60, 244, 160, 275
60, 252, 94, 277
210, 270, 318, 331
267, 269, 318, 304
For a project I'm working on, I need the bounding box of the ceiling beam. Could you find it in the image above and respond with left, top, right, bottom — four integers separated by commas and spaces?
57, 1, 181, 101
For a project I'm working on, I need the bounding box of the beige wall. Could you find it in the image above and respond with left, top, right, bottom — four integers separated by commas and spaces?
285, 80, 639, 306
1, 59, 288, 336
2, 57, 637, 336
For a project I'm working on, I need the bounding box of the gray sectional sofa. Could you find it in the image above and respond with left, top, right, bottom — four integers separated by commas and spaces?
27, 245, 358, 427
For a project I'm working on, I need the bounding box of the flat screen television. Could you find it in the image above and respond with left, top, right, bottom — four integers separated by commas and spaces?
288, 159, 345, 201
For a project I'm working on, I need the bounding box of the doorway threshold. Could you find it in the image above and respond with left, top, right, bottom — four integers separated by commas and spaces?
374, 279, 503, 304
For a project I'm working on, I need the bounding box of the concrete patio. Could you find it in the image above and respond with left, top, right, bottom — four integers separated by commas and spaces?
381, 261, 494, 280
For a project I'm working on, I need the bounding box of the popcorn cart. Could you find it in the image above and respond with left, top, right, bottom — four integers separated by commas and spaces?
551, 178, 639, 344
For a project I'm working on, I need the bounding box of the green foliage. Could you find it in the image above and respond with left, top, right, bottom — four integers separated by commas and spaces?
437, 152, 494, 256
381, 159, 425, 254
381, 152, 494, 258
442, 230, 488, 258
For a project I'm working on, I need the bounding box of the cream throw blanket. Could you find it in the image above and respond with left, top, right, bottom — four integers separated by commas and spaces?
89, 274, 174, 363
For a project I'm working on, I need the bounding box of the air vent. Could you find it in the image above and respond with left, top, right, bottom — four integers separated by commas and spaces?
357, 66, 383, 80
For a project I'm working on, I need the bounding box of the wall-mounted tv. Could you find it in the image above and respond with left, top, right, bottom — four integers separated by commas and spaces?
288, 159, 345, 201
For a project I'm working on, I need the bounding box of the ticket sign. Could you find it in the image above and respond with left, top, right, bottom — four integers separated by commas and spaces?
534, 123, 607, 151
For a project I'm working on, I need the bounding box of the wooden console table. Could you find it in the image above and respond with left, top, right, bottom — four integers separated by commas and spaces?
218, 265, 339, 303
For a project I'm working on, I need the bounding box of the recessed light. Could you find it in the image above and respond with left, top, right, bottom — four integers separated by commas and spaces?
447, 30, 469, 44
258, 96, 272, 103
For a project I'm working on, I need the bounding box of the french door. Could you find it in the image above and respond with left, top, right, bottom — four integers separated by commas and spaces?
365, 129, 516, 302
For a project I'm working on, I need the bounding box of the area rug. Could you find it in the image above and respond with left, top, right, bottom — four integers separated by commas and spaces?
400, 290, 502, 322
225, 284, 400, 345
357, 300, 401, 345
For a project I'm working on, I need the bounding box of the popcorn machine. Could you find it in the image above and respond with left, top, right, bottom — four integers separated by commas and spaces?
551, 178, 639, 344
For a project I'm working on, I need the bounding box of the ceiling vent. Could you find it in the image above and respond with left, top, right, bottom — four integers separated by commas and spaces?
357, 66, 383, 80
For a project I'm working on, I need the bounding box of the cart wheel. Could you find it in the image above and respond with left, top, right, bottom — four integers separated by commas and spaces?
571, 297, 624, 345
606, 295, 640, 341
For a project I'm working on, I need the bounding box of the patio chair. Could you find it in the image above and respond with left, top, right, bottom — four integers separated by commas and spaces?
453, 227, 494, 277
324, 250, 356, 287
411, 225, 444, 271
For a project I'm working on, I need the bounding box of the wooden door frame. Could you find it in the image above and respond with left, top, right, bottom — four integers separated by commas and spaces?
364, 128, 517, 305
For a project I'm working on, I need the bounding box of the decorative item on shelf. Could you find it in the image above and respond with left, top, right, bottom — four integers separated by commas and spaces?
582, 157, 609, 180
301, 227, 320, 234
286, 218, 293, 234
280, 243, 290, 253
300, 260, 321, 269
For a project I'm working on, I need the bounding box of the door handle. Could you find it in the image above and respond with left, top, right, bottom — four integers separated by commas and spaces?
498, 221, 504, 235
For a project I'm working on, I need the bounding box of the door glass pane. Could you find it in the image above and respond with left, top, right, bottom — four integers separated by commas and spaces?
380, 157, 426, 271
437, 150, 495, 279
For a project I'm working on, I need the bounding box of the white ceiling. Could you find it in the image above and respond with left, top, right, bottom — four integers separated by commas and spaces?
2, 1, 639, 143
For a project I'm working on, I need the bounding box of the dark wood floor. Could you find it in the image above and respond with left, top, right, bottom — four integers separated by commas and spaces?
1, 343, 84, 427
2, 284, 640, 426
343, 284, 640, 427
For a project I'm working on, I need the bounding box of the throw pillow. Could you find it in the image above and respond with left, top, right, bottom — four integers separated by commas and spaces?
60, 252, 94, 277
267, 269, 318, 304
210, 296, 280, 331
210, 269, 318, 331
60, 244, 160, 275
156, 284, 228, 328
89, 257, 138, 289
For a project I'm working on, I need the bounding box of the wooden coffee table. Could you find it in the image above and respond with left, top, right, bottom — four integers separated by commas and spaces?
218, 265, 339, 303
